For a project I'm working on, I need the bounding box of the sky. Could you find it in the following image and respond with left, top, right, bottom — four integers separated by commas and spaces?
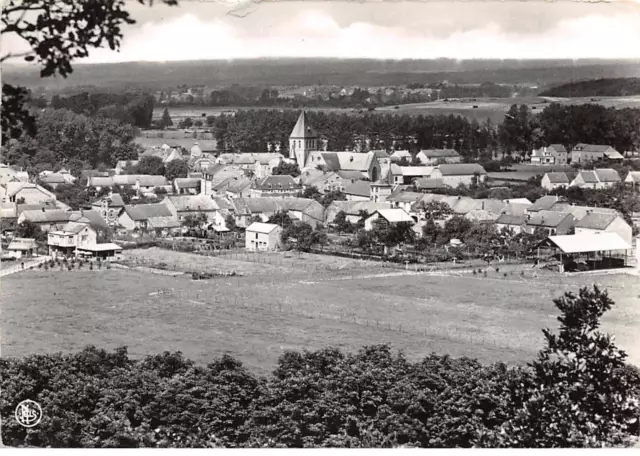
5, 0, 640, 62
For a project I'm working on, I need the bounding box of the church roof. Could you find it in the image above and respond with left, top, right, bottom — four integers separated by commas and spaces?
290, 111, 318, 139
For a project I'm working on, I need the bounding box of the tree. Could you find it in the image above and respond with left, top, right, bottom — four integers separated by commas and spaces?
1, 0, 177, 139
267, 210, 293, 229
14, 220, 46, 242
416, 201, 454, 221
138, 156, 165, 176
301, 186, 322, 200
225, 214, 237, 232
164, 159, 188, 181
319, 190, 347, 208
182, 213, 208, 231
482, 286, 640, 447
272, 162, 300, 177
179, 117, 194, 129
160, 108, 173, 129
333, 211, 353, 234
443, 216, 473, 242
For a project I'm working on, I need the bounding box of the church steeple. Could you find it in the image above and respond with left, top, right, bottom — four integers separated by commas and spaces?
289, 110, 318, 167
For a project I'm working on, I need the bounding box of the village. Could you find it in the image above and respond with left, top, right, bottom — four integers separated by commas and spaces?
1, 110, 640, 277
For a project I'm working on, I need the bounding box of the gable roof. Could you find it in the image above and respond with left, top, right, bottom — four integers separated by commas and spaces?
174, 178, 201, 189
335, 170, 368, 180
414, 178, 445, 189
436, 163, 487, 176
529, 195, 562, 212
246, 222, 280, 234
7, 238, 37, 250
253, 175, 301, 190
575, 212, 620, 230
372, 208, 415, 223
545, 232, 630, 254
594, 168, 621, 183
625, 171, 640, 183
526, 210, 574, 228
343, 180, 371, 197
91, 193, 125, 208
496, 213, 526, 226
548, 144, 568, 153
3, 182, 56, 199
123, 203, 174, 221
549, 203, 618, 221
39, 173, 67, 184
544, 172, 569, 184
572, 143, 613, 153
165, 194, 219, 212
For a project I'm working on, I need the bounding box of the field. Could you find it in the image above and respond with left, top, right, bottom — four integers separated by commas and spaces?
154, 95, 640, 124
2, 249, 639, 375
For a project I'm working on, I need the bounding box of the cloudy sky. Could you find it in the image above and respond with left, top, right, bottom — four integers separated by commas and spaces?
6, 0, 640, 62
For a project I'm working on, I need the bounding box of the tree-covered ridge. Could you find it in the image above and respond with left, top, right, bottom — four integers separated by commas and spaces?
1, 287, 638, 448
540, 78, 640, 98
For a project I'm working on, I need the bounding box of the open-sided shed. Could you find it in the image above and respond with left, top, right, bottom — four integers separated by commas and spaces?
538, 232, 632, 272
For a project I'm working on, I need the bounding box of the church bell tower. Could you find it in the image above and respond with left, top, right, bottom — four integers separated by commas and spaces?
289, 110, 318, 168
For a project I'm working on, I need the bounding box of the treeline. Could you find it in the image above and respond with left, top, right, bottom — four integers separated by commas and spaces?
206, 103, 640, 158
1, 287, 638, 448
540, 78, 640, 98
50, 92, 155, 128
3, 108, 140, 172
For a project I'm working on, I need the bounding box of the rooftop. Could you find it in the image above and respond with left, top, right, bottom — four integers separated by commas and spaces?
246, 222, 280, 234
545, 232, 631, 254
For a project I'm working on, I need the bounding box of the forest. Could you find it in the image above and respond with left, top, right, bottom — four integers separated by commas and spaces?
541, 78, 640, 98
1, 287, 638, 448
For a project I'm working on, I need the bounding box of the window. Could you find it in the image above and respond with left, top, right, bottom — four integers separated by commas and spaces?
81, 235, 88, 242
255, 232, 258, 239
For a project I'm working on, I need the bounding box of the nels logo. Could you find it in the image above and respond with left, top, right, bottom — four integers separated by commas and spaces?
15, 400, 42, 428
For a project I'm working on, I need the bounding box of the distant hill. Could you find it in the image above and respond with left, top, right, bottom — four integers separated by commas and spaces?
540, 78, 640, 97
5, 58, 640, 94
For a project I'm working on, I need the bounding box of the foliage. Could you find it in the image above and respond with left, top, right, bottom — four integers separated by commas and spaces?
136, 156, 165, 176
281, 222, 328, 252
319, 190, 347, 208
164, 159, 189, 181
370, 220, 415, 248
540, 78, 640, 98
272, 162, 300, 177
50, 180, 94, 210
333, 211, 355, 234
51, 92, 155, 128
2, 288, 637, 448
160, 108, 173, 129
267, 211, 294, 229
182, 213, 208, 230
225, 215, 238, 232
14, 220, 46, 242
1, 0, 177, 139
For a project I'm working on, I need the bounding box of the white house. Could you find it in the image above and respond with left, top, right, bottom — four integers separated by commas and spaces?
416, 149, 462, 165
430, 164, 487, 188
48, 222, 97, 258
364, 208, 415, 231
541, 172, 570, 191
245, 222, 282, 251
530, 145, 568, 165
570, 144, 624, 164
570, 169, 621, 190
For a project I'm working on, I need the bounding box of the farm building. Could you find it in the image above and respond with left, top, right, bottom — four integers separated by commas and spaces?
413, 178, 445, 192
162, 194, 227, 229
76, 243, 123, 260
233, 197, 324, 228
6, 238, 37, 258
215, 177, 253, 199
87, 175, 171, 194
430, 164, 487, 188
0, 182, 56, 206
389, 150, 412, 162
416, 149, 462, 165
524, 210, 576, 236
570, 169, 621, 189
245, 222, 282, 251
574, 212, 633, 246
530, 145, 568, 165
538, 232, 632, 272
324, 201, 392, 225
624, 171, 640, 188
541, 172, 570, 191
570, 144, 624, 164
495, 213, 526, 234
527, 195, 563, 213
388, 164, 434, 185
174, 178, 203, 195
364, 208, 415, 231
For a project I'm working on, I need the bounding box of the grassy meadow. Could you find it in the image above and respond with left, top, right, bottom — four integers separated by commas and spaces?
2, 249, 639, 375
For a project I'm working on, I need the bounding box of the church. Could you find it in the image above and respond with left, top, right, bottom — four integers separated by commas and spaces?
287, 111, 389, 183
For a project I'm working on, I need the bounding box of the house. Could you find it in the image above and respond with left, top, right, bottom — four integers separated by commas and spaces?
575, 212, 633, 246
570, 168, 621, 189
527, 195, 563, 213
390, 150, 412, 162
87, 175, 171, 194
324, 201, 392, 225
140, 146, 184, 164
301, 170, 364, 194
541, 172, 570, 191
416, 149, 462, 165
0, 182, 57, 206
6, 238, 38, 259
302, 150, 384, 182
17, 209, 107, 233
413, 178, 445, 192
343, 181, 371, 201
48, 222, 97, 258
364, 208, 415, 231
388, 164, 435, 185
232, 197, 324, 228
548, 202, 619, 222
465, 209, 500, 224
250, 175, 302, 198
495, 213, 526, 234
429, 164, 487, 188
570, 144, 624, 164
245, 222, 282, 251
624, 171, 640, 188
0, 164, 29, 185
524, 210, 576, 236
216, 153, 284, 179
115, 160, 140, 175
174, 178, 202, 195
38, 172, 69, 189
388, 192, 424, 215
530, 145, 568, 165
117, 204, 180, 235
370, 177, 394, 203
162, 194, 226, 229
89, 193, 126, 227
